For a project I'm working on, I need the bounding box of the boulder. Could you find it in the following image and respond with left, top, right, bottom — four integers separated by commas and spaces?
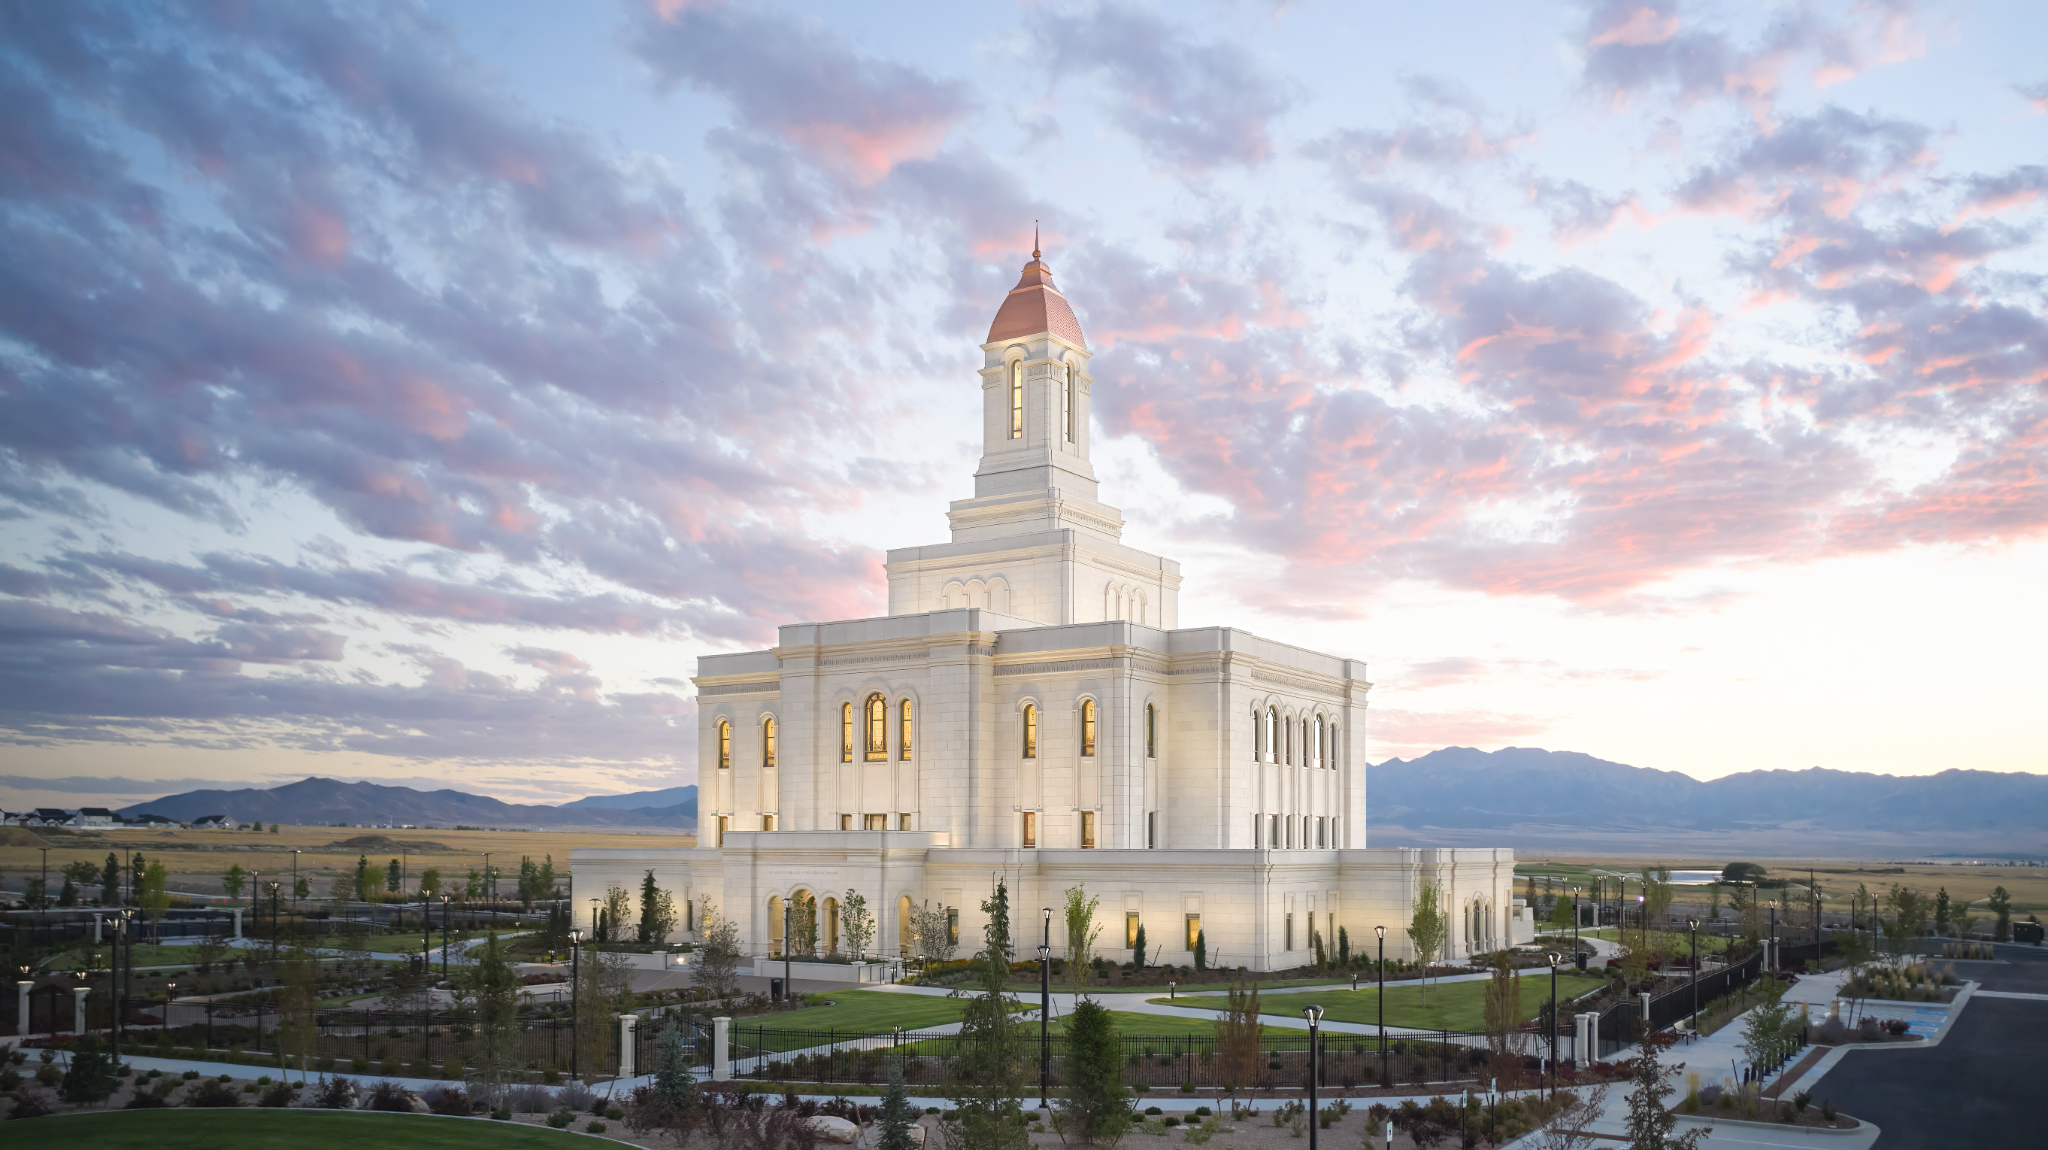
805, 1115, 862, 1143
407, 1092, 432, 1114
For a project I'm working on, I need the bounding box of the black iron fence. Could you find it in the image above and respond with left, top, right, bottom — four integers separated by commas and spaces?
1591, 947, 1763, 1058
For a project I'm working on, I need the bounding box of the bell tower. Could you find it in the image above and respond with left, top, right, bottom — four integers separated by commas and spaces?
972, 233, 1101, 513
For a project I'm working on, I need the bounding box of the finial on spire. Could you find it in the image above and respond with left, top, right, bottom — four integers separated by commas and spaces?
1032, 220, 1041, 260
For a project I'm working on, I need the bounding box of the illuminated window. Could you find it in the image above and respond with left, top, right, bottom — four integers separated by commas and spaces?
1022, 811, 1037, 848
1009, 359, 1023, 439
1125, 911, 1141, 948
763, 717, 777, 769
1080, 699, 1096, 757
840, 703, 853, 763
839, 813, 852, 830
899, 698, 913, 760
1185, 913, 1202, 952
898, 813, 912, 830
946, 908, 960, 945
715, 815, 728, 847
865, 813, 887, 830
1145, 703, 1156, 758
716, 720, 731, 770
865, 694, 887, 762
1022, 704, 1037, 758
1081, 810, 1097, 849
761, 814, 775, 831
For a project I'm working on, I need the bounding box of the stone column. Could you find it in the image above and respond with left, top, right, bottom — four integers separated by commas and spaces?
712, 1016, 731, 1081
617, 1014, 639, 1079
1639, 991, 1652, 1022
93, 915, 103, 944
15, 981, 31, 1036
73, 986, 89, 1035
232, 907, 243, 939
1576, 1011, 1601, 1064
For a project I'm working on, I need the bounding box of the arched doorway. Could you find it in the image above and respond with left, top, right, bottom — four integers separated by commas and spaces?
823, 896, 840, 957
898, 895, 913, 958
789, 889, 817, 957
767, 894, 785, 957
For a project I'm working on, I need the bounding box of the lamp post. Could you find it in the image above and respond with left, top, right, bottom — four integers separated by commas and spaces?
268, 881, 281, 960
291, 850, 302, 914
1768, 900, 1778, 973
568, 927, 585, 1083
1636, 893, 1645, 952
1303, 1004, 1324, 1150
589, 896, 602, 947
1039, 906, 1053, 1109
1687, 918, 1700, 1037
782, 900, 792, 1002
1545, 951, 1561, 1100
484, 853, 494, 931
1374, 925, 1387, 1085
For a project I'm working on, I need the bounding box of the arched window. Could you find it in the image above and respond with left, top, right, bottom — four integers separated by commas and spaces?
1267, 708, 1278, 763
1009, 359, 1023, 439
1080, 699, 1096, 757
1145, 703, 1156, 759
1329, 724, 1339, 769
865, 694, 888, 761
1313, 715, 1323, 768
1252, 707, 1263, 761
1022, 704, 1038, 759
1302, 719, 1310, 765
717, 720, 731, 770
1284, 717, 1293, 765
839, 702, 853, 763
899, 698, 914, 760
1064, 362, 1076, 443
763, 717, 777, 769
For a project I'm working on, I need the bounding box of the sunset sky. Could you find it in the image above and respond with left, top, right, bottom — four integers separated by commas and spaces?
2, 1, 2045, 810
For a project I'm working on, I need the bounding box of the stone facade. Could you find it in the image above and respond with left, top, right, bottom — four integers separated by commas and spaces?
572, 246, 1517, 970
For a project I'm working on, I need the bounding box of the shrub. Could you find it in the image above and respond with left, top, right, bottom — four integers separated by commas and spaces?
424, 1086, 472, 1116
1821, 1099, 1836, 1121
1195, 1106, 1212, 1116
125, 1086, 169, 1108
364, 1080, 413, 1112
182, 1070, 200, 1080
586, 1120, 607, 1133
1180, 1082, 1196, 1092
183, 1078, 244, 1107
1162, 1116, 1180, 1127
258, 1082, 294, 1108
9, 1087, 57, 1119
1146, 1106, 1163, 1115
556, 1082, 597, 1112
547, 1109, 576, 1128
509, 1084, 555, 1113
242, 1083, 259, 1093
606, 1106, 624, 1120
312, 1076, 358, 1110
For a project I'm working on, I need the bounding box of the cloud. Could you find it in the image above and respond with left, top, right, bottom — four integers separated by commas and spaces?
1025, 2, 1294, 173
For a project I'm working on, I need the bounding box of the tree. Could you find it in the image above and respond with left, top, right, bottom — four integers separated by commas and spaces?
947, 908, 1030, 1150
1481, 951, 1524, 1085
1055, 997, 1132, 1148
841, 890, 874, 961
1707, 883, 1722, 923
1337, 925, 1350, 967
912, 900, 957, 962
692, 898, 742, 1000
877, 1060, 917, 1150
420, 867, 442, 897
1740, 977, 1795, 1071
1131, 921, 1147, 969
1194, 929, 1207, 972
1721, 862, 1767, 884
1408, 880, 1448, 1004
601, 884, 633, 945
387, 858, 403, 894
1934, 887, 1951, 936
60, 1037, 117, 1106
223, 864, 248, 902
354, 854, 370, 901
58, 876, 77, 906
1990, 886, 2013, 942
1529, 1084, 1612, 1150
294, 875, 310, 900
1063, 883, 1101, 988
1639, 866, 1675, 943
637, 870, 678, 945
363, 862, 387, 900
452, 933, 521, 1106
1213, 975, 1264, 1102
1621, 1031, 1708, 1149
250, 820, 263, 832
130, 852, 147, 903
1548, 891, 1576, 930
100, 853, 120, 906
518, 856, 542, 909
646, 1016, 699, 1132
138, 861, 170, 941
788, 891, 818, 957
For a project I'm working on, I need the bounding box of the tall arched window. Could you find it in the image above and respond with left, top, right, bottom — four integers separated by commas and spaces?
1329, 723, 1339, 769
899, 698, 914, 760
1080, 699, 1096, 757
1313, 715, 1323, 768
1284, 717, 1293, 765
762, 717, 777, 769
1022, 704, 1038, 759
1301, 719, 1310, 766
1064, 363, 1076, 443
1009, 360, 1023, 439
1145, 703, 1156, 759
864, 694, 888, 762
1266, 707, 1278, 763
839, 703, 853, 763
1252, 707, 1264, 761
717, 720, 731, 770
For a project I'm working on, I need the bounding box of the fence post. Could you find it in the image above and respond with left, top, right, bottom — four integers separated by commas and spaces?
14, 979, 28, 1037
712, 1015, 731, 1080
617, 1013, 638, 1078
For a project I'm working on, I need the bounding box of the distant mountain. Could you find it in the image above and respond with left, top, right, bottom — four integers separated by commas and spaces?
558, 785, 696, 817
1368, 747, 2048, 853
117, 777, 694, 830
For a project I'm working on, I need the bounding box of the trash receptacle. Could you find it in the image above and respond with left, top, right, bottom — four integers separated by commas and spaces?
770, 977, 785, 1002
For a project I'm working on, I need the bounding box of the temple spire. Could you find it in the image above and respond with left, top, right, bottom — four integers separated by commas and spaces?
1033, 220, 1040, 260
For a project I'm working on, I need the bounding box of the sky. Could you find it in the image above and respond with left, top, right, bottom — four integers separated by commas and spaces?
1, 0, 2045, 811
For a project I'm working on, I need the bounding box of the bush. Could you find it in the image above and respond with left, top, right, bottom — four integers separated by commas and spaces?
182, 1070, 200, 1080
365, 1080, 413, 1112
312, 1076, 358, 1110
258, 1082, 294, 1108
9, 1087, 57, 1119
424, 1086, 472, 1116
605, 1105, 624, 1120
183, 1078, 244, 1107
125, 1086, 169, 1108
1162, 1117, 1180, 1128
547, 1109, 576, 1128
586, 1120, 607, 1133
1146, 1106, 1163, 1115
556, 1082, 597, 1112
509, 1084, 555, 1113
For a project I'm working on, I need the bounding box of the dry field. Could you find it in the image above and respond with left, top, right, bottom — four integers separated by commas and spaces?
0, 823, 692, 899
1520, 853, 2047, 917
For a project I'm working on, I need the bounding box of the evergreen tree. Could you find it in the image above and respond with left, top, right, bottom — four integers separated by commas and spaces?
1131, 921, 1147, 969
58, 877, 77, 906
878, 1060, 917, 1150
1055, 997, 1132, 1148
1337, 925, 1350, 967
1194, 929, 1207, 973
947, 920, 1030, 1150
353, 854, 370, 901
637, 870, 677, 944
1934, 887, 1951, 936
387, 858, 403, 894
1990, 886, 2013, 942
223, 864, 248, 902
650, 1017, 698, 1128
462, 933, 522, 1107
60, 1037, 118, 1105
100, 853, 120, 906
130, 852, 147, 903
983, 879, 1013, 968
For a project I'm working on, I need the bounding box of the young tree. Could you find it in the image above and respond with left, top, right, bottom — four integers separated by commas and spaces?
294, 874, 310, 900
1933, 887, 1951, 937
1337, 925, 1351, 967
1055, 997, 1132, 1148
877, 1060, 917, 1150
386, 858, 403, 894
100, 852, 120, 906
1131, 921, 1147, 969
353, 854, 370, 901
841, 890, 875, 961
1990, 886, 2013, 942
58, 876, 77, 907
912, 900, 957, 962
138, 860, 170, 942
130, 851, 147, 903
1408, 881, 1448, 1004
1640, 866, 1675, 944
1621, 1031, 1708, 1150
461, 933, 523, 1107
788, 891, 819, 957
60, 1037, 118, 1106
1740, 977, 1793, 1071
1213, 975, 1264, 1103
420, 867, 442, 897
518, 856, 541, 909
692, 897, 742, 1000
646, 1016, 698, 1131
1194, 929, 1207, 973
637, 870, 678, 945
223, 864, 248, 903
1482, 951, 1524, 1083
1063, 883, 1101, 988
602, 883, 633, 945
947, 904, 1030, 1150
983, 879, 1014, 968
1548, 891, 1575, 931
362, 862, 387, 901
1707, 884, 1722, 923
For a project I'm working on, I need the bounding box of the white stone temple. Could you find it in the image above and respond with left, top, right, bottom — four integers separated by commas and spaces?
572, 244, 1523, 970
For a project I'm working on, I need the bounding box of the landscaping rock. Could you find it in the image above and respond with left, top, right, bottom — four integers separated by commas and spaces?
408, 1092, 432, 1113
805, 1114, 862, 1142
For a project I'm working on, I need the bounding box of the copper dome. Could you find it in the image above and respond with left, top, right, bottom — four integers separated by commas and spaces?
986, 242, 1086, 348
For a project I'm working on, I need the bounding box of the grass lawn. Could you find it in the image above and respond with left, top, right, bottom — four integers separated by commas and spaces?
998, 974, 1340, 996
1164, 971, 1609, 1033
728, 989, 1003, 1051
4, 1109, 588, 1149
1045, 1008, 1222, 1039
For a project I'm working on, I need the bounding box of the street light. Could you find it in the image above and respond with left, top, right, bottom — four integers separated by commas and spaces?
291, 850, 302, 914
568, 927, 585, 1084
1636, 894, 1645, 951
1687, 918, 1700, 1038
1374, 925, 1387, 1086
1303, 1005, 1325, 1150
1039, 906, 1053, 1109
1545, 951, 1561, 1100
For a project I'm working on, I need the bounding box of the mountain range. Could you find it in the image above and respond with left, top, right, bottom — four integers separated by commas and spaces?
115, 777, 696, 830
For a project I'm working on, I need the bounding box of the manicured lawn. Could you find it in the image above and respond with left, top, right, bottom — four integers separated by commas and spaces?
1165, 971, 1608, 1033
4, 1109, 587, 1149
1047, 1008, 1223, 1039
729, 989, 1022, 1051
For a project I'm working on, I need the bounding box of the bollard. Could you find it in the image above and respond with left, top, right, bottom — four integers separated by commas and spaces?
232, 907, 244, 940
712, 1016, 731, 1081
73, 987, 90, 1035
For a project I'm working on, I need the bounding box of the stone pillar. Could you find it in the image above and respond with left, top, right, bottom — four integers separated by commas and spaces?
617, 1014, 639, 1079
232, 907, 243, 939
93, 915, 103, 944
1576, 1012, 1601, 1064
15, 982, 31, 1036
73, 987, 89, 1035
1639, 991, 1652, 1021
712, 1016, 731, 1081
